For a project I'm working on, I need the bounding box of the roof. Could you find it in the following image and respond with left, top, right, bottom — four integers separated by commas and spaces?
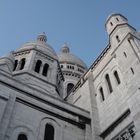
15, 33, 58, 59
58, 44, 87, 69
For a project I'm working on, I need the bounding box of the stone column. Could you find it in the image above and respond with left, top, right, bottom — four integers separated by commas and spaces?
88, 72, 102, 140
0, 93, 16, 140
84, 124, 92, 140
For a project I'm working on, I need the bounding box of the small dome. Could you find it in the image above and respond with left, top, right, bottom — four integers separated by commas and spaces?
58, 44, 87, 69
15, 33, 58, 59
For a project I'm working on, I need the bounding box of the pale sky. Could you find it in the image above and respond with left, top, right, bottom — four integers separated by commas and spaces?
0, 0, 140, 66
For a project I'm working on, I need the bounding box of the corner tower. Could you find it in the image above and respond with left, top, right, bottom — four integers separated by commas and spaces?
58, 43, 87, 98
11, 33, 64, 98
105, 13, 137, 47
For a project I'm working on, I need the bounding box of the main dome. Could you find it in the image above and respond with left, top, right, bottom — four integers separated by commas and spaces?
15, 33, 58, 59
58, 43, 87, 69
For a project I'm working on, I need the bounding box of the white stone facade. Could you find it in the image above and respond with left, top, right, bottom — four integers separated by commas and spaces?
0, 13, 140, 140
67, 13, 140, 140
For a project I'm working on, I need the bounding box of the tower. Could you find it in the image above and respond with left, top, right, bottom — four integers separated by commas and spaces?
105, 13, 137, 47
12, 33, 64, 98
58, 43, 87, 98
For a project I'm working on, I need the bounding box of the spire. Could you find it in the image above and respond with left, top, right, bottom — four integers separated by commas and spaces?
37, 32, 47, 43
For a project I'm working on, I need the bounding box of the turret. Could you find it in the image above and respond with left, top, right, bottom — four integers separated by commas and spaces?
105, 13, 136, 47
58, 43, 87, 98
11, 33, 64, 98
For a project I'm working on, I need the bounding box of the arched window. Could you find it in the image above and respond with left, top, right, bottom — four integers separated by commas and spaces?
99, 87, 105, 101
116, 17, 119, 21
18, 134, 27, 140
19, 58, 26, 70
35, 60, 42, 73
114, 71, 121, 85
42, 63, 49, 76
105, 74, 113, 93
123, 52, 127, 58
116, 35, 120, 43
44, 124, 54, 140
13, 60, 18, 71
67, 83, 74, 95
130, 67, 134, 75
67, 65, 69, 69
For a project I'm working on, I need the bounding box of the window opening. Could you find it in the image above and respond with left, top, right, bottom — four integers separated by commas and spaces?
44, 124, 54, 140
42, 63, 49, 76
20, 58, 26, 70
123, 52, 127, 58
110, 22, 113, 26
35, 60, 42, 73
99, 87, 105, 101
130, 67, 134, 74
18, 134, 27, 140
67, 65, 69, 69
67, 83, 74, 95
105, 74, 113, 93
114, 71, 121, 85
13, 60, 18, 71
116, 35, 120, 43
116, 17, 119, 21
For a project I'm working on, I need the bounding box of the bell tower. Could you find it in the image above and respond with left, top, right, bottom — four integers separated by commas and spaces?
12, 33, 64, 98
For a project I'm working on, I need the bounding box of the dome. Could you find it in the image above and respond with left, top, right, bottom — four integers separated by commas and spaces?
58, 43, 87, 69
15, 33, 58, 59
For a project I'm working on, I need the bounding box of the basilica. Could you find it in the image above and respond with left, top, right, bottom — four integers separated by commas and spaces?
0, 13, 140, 140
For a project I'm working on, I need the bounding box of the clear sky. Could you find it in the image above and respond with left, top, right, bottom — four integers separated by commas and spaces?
0, 0, 140, 67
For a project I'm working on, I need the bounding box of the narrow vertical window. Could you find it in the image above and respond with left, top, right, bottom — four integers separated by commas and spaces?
114, 71, 121, 85
18, 134, 27, 140
123, 52, 127, 58
19, 58, 26, 70
67, 83, 74, 95
35, 60, 42, 73
130, 67, 134, 74
116, 17, 119, 21
116, 35, 120, 43
44, 124, 54, 140
99, 87, 105, 101
105, 74, 113, 93
13, 60, 18, 71
42, 63, 49, 76
110, 22, 113, 26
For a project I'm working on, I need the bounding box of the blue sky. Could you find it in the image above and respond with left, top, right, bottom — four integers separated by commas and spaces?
0, 0, 140, 66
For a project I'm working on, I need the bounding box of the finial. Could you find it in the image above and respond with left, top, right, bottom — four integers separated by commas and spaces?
37, 32, 47, 43
60, 43, 70, 53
